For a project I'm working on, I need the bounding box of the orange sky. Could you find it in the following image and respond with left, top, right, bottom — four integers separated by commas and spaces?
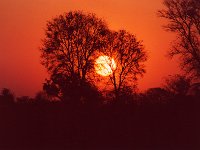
0, 0, 180, 97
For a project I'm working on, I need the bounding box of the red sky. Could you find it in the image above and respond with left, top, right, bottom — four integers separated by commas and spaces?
0, 0, 180, 97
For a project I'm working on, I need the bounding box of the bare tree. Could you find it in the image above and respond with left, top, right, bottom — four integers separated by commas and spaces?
41, 11, 109, 101
102, 30, 147, 99
158, 0, 200, 79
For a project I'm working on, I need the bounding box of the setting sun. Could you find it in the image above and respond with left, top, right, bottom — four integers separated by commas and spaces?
95, 55, 116, 76
0, 0, 199, 149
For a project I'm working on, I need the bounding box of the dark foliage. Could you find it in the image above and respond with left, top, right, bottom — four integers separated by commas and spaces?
102, 30, 147, 99
158, 0, 200, 79
0, 88, 15, 105
41, 11, 147, 104
164, 74, 191, 96
0, 87, 199, 150
41, 11, 109, 102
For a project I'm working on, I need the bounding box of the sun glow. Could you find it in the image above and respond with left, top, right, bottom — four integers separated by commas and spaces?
95, 55, 116, 76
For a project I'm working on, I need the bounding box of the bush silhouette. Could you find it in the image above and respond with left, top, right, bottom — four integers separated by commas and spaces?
0, 88, 15, 105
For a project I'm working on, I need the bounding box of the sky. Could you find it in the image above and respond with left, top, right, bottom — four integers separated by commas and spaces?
0, 0, 180, 97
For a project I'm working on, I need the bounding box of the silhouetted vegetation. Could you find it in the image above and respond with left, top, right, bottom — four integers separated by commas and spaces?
0, 88, 15, 105
164, 74, 191, 96
158, 0, 200, 79
102, 30, 147, 99
0, 3, 200, 149
41, 11, 147, 103
41, 11, 109, 103
0, 85, 199, 150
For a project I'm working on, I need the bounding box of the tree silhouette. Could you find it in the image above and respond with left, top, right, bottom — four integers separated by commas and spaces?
41, 11, 109, 102
16, 96, 32, 104
158, 0, 200, 79
34, 91, 51, 104
164, 74, 191, 96
144, 87, 171, 103
0, 88, 15, 104
187, 82, 200, 97
102, 30, 147, 99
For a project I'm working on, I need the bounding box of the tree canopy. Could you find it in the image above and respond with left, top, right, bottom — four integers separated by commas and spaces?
102, 30, 147, 99
41, 11, 109, 102
158, 0, 200, 79
41, 11, 147, 102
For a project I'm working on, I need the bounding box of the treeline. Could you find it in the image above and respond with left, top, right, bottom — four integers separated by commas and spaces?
0, 83, 199, 150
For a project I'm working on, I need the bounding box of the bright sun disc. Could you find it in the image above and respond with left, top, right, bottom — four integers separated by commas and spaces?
95, 55, 116, 76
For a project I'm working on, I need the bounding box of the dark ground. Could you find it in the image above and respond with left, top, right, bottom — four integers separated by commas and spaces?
0, 96, 199, 150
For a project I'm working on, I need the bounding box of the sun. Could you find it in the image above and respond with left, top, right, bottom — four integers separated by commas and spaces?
95, 55, 116, 76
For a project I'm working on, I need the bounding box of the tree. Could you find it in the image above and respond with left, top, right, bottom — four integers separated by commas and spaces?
187, 82, 200, 96
16, 96, 32, 104
164, 74, 191, 96
158, 0, 200, 79
0, 88, 15, 104
102, 30, 147, 99
41, 11, 109, 102
144, 87, 171, 103
34, 91, 51, 104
